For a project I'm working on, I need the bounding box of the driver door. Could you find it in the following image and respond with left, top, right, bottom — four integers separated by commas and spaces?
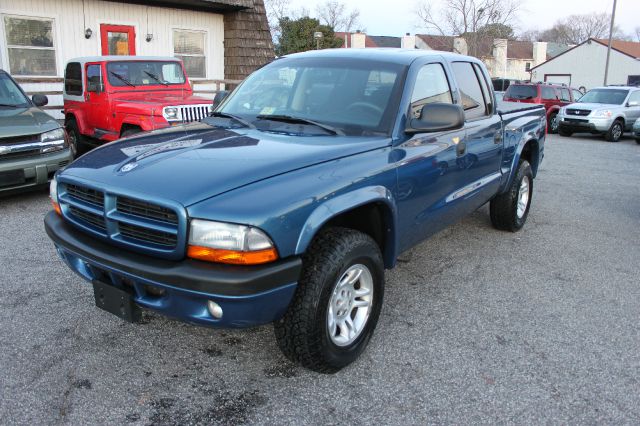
85, 63, 110, 134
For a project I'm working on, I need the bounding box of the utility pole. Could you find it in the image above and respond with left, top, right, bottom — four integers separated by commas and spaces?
603, 0, 618, 85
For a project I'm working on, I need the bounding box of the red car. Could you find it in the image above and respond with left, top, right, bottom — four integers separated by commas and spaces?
503, 83, 583, 133
63, 56, 213, 149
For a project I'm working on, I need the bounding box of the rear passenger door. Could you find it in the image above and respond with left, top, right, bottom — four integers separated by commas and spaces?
449, 61, 503, 211
625, 91, 640, 128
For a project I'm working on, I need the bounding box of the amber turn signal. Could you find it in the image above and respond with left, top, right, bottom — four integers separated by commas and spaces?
187, 245, 278, 265
51, 200, 62, 216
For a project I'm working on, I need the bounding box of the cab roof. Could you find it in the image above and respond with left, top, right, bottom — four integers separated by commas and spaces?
66, 56, 181, 65
282, 48, 476, 66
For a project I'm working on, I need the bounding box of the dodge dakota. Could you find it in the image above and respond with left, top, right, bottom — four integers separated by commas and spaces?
45, 49, 546, 373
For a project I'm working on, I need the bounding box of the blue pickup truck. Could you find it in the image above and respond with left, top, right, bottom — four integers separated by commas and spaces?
45, 49, 545, 373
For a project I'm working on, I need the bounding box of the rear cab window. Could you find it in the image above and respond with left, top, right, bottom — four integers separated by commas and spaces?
505, 85, 537, 100
64, 62, 82, 96
451, 61, 489, 120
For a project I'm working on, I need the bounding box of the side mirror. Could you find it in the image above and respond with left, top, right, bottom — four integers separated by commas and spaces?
407, 103, 465, 134
32, 94, 49, 107
213, 90, 229, 107
87, 80, 104, 94
627, 101, 639, 107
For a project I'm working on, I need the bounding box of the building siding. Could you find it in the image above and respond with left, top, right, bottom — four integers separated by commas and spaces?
531, 41, 640, 90
0, 0, 226, 117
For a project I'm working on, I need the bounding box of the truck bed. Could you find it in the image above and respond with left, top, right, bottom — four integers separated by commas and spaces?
496, 100, 544, 115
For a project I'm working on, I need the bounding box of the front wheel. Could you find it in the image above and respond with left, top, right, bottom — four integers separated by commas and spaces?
548, 113, 559, 134
490, 160, 533, 232
274, 227, 384, 373
65, 118, 82, 158
605, 120, 623, 142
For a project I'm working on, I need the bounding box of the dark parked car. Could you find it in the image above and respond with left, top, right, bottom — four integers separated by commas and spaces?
0, 70, 72, 195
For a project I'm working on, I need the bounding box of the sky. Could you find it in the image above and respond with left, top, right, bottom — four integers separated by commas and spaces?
281, 0, 639, 38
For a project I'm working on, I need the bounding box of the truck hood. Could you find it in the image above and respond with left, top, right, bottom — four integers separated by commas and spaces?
0, 106, 60, 138
62, 122, 391, 206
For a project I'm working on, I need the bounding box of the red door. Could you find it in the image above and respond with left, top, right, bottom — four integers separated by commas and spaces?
100, 24, 136, 55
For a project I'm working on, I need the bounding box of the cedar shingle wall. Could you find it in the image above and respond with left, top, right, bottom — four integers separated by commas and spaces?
224, 0, 274, 81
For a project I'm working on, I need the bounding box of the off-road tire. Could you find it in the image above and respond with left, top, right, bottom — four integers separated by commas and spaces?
121, 127, 142, 138
605, 119, 624, 142
274, 227, 384, 373
548, 113, 558, 134
490, 160, 533, 232
65, 118, 82, 158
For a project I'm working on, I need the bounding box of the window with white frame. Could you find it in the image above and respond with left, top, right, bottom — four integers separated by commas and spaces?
3, 15, 57, 76
173, 30, 206, 79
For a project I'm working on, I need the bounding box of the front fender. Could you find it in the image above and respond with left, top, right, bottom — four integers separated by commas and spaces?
295, 186, 398, 268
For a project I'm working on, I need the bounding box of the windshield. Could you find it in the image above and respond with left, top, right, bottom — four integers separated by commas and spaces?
106, 61, 186, 87
217, 57, 406, 136
0, 73, 29, 107
578, 89, 629, 105
505, 85, 537, 100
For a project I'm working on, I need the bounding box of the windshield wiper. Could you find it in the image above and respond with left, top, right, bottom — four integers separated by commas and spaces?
144, 70, 168, 86
256, 114, 345, 136
210, 111, 255, 129
110, 71, 135, 87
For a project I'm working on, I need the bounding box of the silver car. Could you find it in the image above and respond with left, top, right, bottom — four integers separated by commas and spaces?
557, 86, 640, 142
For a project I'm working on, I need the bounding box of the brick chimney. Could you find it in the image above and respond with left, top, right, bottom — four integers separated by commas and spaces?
351, 31, 366, 48
492, 38, 508, 77
402, 33, 416, 49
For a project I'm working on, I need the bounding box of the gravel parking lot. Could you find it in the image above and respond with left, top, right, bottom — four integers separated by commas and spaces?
1, 134, 639, 425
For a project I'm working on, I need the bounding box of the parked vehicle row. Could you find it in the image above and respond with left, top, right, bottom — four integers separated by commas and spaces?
0, 70, 72, 195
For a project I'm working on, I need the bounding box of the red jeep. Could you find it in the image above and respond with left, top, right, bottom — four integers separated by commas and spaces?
503, 82, 584, 133
63, 56, 213, 149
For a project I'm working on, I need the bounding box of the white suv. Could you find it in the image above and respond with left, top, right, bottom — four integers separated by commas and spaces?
557, 86, 640, 142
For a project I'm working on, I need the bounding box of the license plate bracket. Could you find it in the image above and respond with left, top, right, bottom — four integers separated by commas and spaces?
92, 280, 142, 323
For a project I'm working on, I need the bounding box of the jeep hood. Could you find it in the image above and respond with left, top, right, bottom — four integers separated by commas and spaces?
62, 122, 391, 206
111, 92, 210, 106
0, 107, 60, 138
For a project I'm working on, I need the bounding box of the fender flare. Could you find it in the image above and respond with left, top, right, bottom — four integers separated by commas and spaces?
546, 106, 560, 118
294, 185, 398, 268
65, 112, 89, 135
119, 115, 154, 133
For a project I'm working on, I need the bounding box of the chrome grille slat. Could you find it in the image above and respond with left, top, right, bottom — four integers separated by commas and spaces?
178, 104, 211, 123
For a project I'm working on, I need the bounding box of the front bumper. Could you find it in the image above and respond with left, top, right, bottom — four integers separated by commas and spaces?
0, 149, 71, 194
44, 212, 301, 328
558, 116, 613, 133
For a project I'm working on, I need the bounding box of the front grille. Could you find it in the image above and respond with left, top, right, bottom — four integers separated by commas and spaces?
565, 118, 589, 123
566, 109, 591, 116
60, 182, 183, 257
0, 134, 39, 146
0, 148, 41, 160
69, 206, 107, 231
66, 184, 104, 207
180, 105, 212, 123
118, 222, 177, 247
117, 196, 178, 224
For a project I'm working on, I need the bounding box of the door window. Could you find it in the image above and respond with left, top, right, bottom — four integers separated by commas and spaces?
100, 24, 136, 56
541, 86, 556, 100
472, 63, 493, 115
559, 88, 571, 102
451, 62, 487, 120
86, 64, 102, 92
628, 91, 640, 104
410, 63, 452, 118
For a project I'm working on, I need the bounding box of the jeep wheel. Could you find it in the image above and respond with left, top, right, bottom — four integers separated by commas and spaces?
490, 160, 533, 232
65, 118, 82, 158
548, 113, 559, 134
274, 227, 384, 373
121, 127, 142, 138
605, 120, 623, 142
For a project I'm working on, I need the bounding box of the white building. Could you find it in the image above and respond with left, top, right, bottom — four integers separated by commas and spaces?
530, 38, 640, 90
0, 0, 273, 117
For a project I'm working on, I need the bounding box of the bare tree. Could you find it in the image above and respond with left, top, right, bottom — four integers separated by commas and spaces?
635, 27, 640, 42
415, 0, 520, 56
264, 0, 309, 41
534, 13, 627, 44
316, 1, 362, 33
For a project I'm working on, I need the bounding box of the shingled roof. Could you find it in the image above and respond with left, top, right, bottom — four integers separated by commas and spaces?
595, 39, 640, 59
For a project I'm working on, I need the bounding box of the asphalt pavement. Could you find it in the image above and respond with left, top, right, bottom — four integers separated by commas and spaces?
1, 134, 639, 425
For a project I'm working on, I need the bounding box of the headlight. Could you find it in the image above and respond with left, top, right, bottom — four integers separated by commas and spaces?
40, 128, 67, 153
50, 177, 61, 215
593, 110, 613, 118
41, 128, 65, 143
187, 219, 278, 265
163, 107, 179, 120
